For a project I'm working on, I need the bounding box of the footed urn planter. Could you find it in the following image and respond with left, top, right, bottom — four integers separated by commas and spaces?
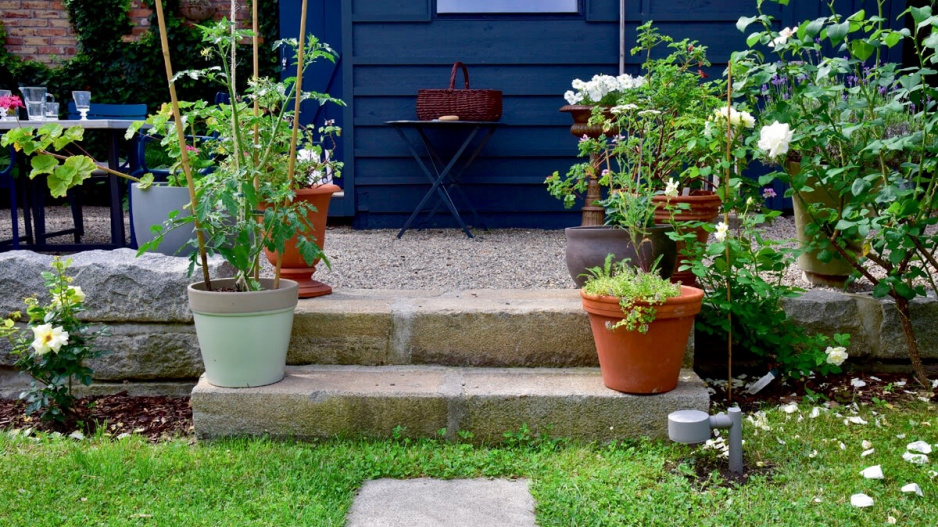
265, 184, 341, 298
581, 285, 703, 394
652, 190, 722, 287
565, 225, 676, 288
188, 278, 299, 388
560, 104, 617, 226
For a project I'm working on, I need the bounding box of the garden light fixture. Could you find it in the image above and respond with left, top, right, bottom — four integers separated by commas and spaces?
668, 406, 743, 475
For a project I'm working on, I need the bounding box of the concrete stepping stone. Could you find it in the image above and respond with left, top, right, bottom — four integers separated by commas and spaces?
345, 478, 536, 527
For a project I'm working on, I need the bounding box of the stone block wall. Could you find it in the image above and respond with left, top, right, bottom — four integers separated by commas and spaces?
1, 0, 250, 66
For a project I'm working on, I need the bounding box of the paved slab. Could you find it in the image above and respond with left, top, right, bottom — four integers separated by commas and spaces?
346, 478, 536, 527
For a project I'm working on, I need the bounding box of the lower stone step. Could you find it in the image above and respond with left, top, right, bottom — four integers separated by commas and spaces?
191, 365, 709, 443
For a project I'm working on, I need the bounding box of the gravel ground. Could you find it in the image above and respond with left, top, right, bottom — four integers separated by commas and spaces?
0, 205, 900, 292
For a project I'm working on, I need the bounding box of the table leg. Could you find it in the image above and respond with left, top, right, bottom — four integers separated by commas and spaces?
106, 131, 126, 247
422, 125, 496, 230
395, 126, 478, 238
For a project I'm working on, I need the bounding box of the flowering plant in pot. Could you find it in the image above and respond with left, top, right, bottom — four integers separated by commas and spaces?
733, 0, 938, 387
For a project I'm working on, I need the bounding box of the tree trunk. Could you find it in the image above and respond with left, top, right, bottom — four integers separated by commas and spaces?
894, 296, 931, 387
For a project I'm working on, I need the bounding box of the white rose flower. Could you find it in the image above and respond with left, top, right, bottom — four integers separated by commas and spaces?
825, 346, 848, 366
664, 179, 679, 197
758, 121, 793, 160
69, 286, 86, 303
713, 107, 756, 128
31, 324, 69, 356
769, 26, 796, 48
714, 221, 729, 242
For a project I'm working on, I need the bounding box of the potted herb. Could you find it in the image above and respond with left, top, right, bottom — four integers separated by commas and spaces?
549, 22, 732, 286
3, 3, 342, 388
580, 254, 704, 394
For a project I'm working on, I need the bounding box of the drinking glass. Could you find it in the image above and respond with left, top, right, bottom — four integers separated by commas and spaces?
45, 101, 60, 120
72, 90, 91, 120
19, 86, 48, 121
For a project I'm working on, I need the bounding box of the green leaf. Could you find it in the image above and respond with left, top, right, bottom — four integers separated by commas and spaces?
910, 6, 931, 26
884, 31, 904, 48
826, 21, 850, 45
851, 179, 869, 196
29, 155, 58, 177
924, 32, 938, 51
850, 40, 875, 61
804, 18, 826, 38
737, 16, 757, 33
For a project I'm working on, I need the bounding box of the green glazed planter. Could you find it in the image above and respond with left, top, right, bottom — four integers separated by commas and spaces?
188, 278, 299, 388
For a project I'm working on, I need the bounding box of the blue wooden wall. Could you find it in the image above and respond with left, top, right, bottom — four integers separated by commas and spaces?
281, 0, 908, 229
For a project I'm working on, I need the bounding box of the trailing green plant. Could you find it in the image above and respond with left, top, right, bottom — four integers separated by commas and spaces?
581, 254, 681, 333
0, 258, 108, 424
733, 0, 938, 386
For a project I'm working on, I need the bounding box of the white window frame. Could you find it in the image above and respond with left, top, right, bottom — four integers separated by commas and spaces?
437, 0, 579, 14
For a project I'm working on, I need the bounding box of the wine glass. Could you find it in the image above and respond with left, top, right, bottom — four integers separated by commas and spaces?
72, 91, 91, 120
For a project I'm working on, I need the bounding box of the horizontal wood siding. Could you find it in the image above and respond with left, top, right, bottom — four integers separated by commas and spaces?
341, 0, 905, 229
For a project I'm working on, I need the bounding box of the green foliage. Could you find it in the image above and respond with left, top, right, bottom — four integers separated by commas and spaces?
582, 254, 682, 333
0, 0, 280, 111
0, 258, 108, 423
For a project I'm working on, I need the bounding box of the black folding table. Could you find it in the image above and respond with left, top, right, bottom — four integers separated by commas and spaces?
386, 120, 501, 238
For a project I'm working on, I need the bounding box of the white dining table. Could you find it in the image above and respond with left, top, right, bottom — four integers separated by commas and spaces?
0, 118, 143, 250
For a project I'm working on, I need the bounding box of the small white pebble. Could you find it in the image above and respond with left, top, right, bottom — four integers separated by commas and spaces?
850, 493, 874, 508
902, 452, 929, 464
907, 441, 933, 454
901, 483, 924, 497
862, 440, 873, 450
860, 465, 884, 479
861, 449, 875, 458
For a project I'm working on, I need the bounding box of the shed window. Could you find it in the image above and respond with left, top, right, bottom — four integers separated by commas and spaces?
437, 0, 579, 14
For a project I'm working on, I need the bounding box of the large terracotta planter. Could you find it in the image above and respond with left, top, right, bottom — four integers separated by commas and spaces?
786, 161, 861, 288
565, 225, 676, 288
188, 278, 299, 388
652, 190, 722, 286
264, 184, 341, 298
581, 285, 704, 394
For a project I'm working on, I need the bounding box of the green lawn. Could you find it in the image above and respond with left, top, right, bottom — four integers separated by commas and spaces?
1, 401, 935, 526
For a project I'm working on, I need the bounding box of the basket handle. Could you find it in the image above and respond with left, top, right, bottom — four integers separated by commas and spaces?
446, 62, 470, 92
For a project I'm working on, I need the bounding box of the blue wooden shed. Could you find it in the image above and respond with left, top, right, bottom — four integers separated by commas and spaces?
280, 0, 909, 229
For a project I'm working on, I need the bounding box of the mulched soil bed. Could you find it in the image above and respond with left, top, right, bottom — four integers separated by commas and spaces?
0, 392, 192, 442
0, 373, 934, 442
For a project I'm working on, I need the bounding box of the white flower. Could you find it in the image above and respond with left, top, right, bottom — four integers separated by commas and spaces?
850, 493, 874, 508
907, 441, 933, 454
860, 465, 884, 479
637, 109, 661, 117
757, 121, 793, 160
825, 346, 848, 366
610, 103, 638, 114
30, 324, 69, 356
903, 452, 929, 464
664, 179, 679, 197
769, 27, 796, 48
713, 106, 755, 128
714, 222, 729, 242
901, 483, 924, 497
564, 90, 582, 105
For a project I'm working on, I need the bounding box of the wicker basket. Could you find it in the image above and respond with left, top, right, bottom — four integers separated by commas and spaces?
416, 62, 502, 122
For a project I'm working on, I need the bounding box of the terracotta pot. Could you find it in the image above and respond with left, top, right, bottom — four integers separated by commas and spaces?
581, 285, 704, 394
565, 225, 676, 287
786, 161, 861, 288
264, 184, 341, 298
652, 190, 722, 286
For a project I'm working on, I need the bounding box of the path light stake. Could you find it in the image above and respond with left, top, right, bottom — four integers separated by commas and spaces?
724, 63, 734, 402
153, 0, 211, 290
669, 407, 744, 475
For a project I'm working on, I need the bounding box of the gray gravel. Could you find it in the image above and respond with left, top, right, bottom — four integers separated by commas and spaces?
0, 205, 902, 292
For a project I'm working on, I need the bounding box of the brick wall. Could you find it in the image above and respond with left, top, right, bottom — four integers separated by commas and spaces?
2, 0, 250, 67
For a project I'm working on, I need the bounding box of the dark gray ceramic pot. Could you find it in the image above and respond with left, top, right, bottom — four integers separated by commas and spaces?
564, 225, 676, 288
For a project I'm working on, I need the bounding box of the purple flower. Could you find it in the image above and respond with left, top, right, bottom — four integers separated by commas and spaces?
847, 75, 858, 86
771, 75, 787, 87
878, 86, 887, 96
579, 134, 589, 143
763, 188, 777, 199
761, 84, 769, 94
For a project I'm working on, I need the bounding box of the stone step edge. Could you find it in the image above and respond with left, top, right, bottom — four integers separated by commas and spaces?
191, 365, 709, 444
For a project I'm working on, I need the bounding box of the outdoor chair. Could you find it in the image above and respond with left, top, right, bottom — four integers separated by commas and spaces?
0, 144, 33, 250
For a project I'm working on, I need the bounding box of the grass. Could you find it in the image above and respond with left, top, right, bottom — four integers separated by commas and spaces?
0, 401, 936, 526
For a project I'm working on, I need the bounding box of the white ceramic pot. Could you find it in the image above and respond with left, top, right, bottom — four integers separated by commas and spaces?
187, 278, 299, 388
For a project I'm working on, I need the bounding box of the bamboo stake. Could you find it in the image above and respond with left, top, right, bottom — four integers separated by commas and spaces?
724, 63, 734, 403
153, 0, 211, 290
251, 0, 261, 282
274, 0, 309, 290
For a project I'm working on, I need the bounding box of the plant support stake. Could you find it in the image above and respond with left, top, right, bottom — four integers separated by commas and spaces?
724, 62, 733, 402
152, 0, 211, 290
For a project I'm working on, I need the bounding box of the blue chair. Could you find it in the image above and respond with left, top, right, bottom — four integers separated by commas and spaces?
0, 144, 33, 250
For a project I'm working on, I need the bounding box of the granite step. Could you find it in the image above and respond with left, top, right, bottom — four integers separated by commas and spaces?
191, 365, 709, 443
